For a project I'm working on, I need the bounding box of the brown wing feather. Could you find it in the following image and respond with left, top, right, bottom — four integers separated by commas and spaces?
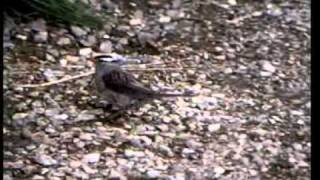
102, 69, 155, 98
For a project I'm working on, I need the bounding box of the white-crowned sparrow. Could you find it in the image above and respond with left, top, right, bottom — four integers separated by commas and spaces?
93, 54, 196, 110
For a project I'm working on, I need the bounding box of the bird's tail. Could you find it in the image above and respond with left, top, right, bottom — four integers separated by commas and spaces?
152, 90, 199, 98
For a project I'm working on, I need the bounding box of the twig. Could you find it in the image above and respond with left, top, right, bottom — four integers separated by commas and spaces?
15, 66, 195, 88
16, 70, 95, 88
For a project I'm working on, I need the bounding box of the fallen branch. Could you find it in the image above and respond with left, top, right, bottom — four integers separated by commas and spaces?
16, 70, 95, 88
15, 67, 189, 88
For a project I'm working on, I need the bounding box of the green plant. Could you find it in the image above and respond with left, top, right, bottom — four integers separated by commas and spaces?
5, 0, 105, 28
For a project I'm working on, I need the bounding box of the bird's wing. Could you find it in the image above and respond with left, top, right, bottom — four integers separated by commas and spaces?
102, 69, 155, 97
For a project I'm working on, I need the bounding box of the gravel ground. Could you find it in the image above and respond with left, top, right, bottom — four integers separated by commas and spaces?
4, 0, 310, 179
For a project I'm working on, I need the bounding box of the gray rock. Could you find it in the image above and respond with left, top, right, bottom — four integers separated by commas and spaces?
159, 145, 174, 157
70, 26, 87, 37
146, 169, 161, 178
208, 124, 221, 132
31, 19, 47, 32
124, 149, 145, 158
99, 41, 113, 53
83, 153, 101, 163
80, 35, 97, 47
76, 111, 96, 121
261, 61, 276, 73
79, 48, 93, 57
3, 174, 12, 180
34, 31, 48, 43
12, 113, 28, 120
57, 37, 72, 46
34, 154, 58, 166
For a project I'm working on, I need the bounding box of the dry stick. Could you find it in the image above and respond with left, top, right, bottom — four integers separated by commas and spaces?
15, 67, 194, 88
16, 70, 95, 88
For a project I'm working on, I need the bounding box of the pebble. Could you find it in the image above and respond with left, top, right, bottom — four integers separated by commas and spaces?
34, 31, 48, 43
182, 148, 195, 154
69, 160, 82, 168
34, 154, 58, 166
228, 0, 237, 5
159, 145, 174, 157
124, 149, 145, 158
224, 67, 233, 74
80, 35, 97, 47
12, 113, 28, 120
82, 164, 98, 174
79, 133, 94, 141
76, 112, 96, 121
159, 15, 171, 23
146, 169, 161, 178
261, 61, 276, 73
82, 153, 101, 163
70, 26, 87, 37
79, 48, 93, 57
214, 166, 225, 176
99, 41, 113, 53
57, 37, 72, 46
130, 18, 143, 26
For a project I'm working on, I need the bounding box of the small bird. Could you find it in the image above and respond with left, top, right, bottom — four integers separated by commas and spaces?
92, 54, 196, 111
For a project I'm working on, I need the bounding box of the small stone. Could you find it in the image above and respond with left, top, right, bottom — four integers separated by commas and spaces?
260, 71, 273, 77
214, 46, 224, 53
293, 143, 303, 151
261, 61, 276, 73
69, 160, 82, 168
208, 124, 221, 132
12, 113, 28, 120
52, 114, 69, 121
214, 166, 225, 175
215, 55, 226, 60
297, 160, 309, 167
65, 55, 80, 62
109, 169, 124, 179
31, 19, 47, 32
70, 26, 87, 37
59, 59, 68, 67
3, 174, 12, 180
168, 174, 185, 180
159, 145, 174, 157
83, 153, 101, 163
129, 18, 143, 26
159, 15, 171, 23
16, 34, 27, 40
34, 31, 48, 43
80, 35, 97, 47
252, 11, 263, 17
79, 48, 92, 57
182, 148, 195, 154
79, 133, 94, 141
224, 67, 233, 74
76, 112, 96, 121
99, 41, 113, 53
82, 164, 98, 174
146, 169, 161, 178
228, 0, 237, 5
124, 149, 145, 158
32, 175, 45, 180
34, 154, 57, 166
46, 53, 55, 62
57, 37, 71, 46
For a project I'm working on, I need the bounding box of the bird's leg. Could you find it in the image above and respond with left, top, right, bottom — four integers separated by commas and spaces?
104, 100, 145, 121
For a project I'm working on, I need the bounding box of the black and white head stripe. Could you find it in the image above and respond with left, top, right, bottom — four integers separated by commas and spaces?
94, 54, 127, 63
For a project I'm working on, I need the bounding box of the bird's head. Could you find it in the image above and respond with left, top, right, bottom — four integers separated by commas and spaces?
92, 54, 141, 66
